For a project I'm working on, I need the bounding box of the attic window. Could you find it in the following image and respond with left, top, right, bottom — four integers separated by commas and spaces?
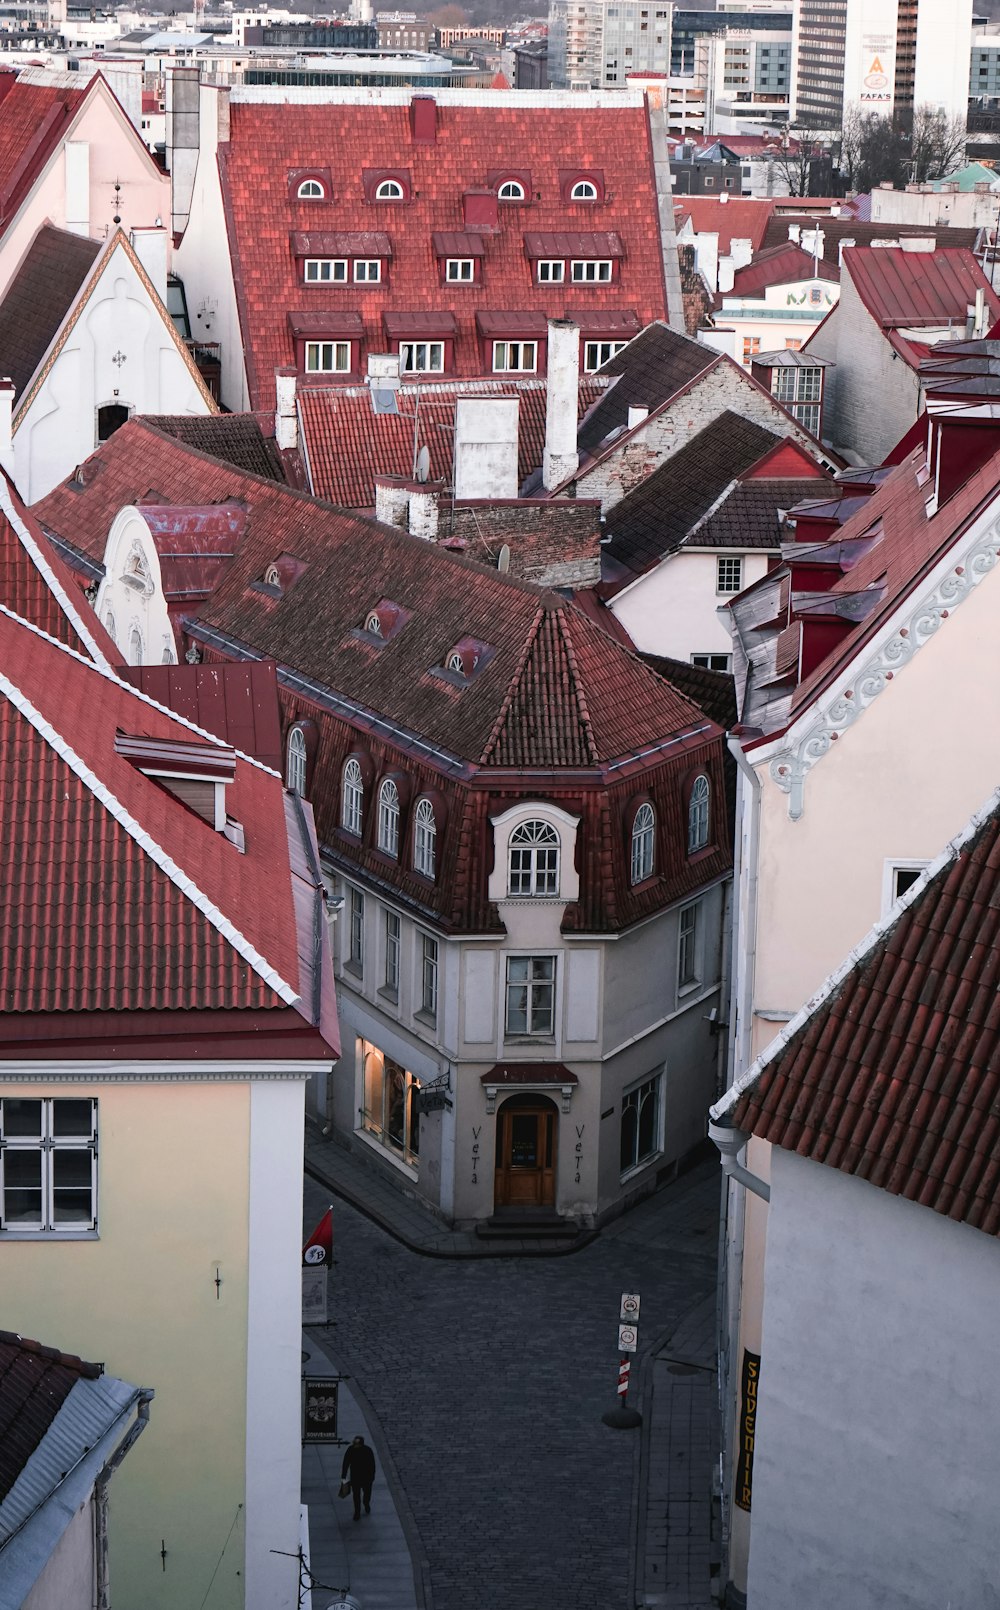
498, 179, 526, 201
358, 598, 410, 644
440, 636, 493, 682
446, 650, 466, 673
114, 733, 238, 833
375, 178, 404, 200
298, 179, 325, 199
366, 610, 384, 635
265, 563, 281, 586
571, 180, 598, 200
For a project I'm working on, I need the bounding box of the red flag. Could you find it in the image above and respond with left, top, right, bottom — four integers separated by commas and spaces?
303, 1208, 333, 1269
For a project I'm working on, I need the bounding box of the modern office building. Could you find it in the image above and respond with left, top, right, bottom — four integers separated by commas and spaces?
549, 0, 671, 89
793, 0, 973, 129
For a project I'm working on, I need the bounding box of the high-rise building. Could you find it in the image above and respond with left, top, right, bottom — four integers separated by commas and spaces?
793, 0, 973, 130
548, 0, 671, 89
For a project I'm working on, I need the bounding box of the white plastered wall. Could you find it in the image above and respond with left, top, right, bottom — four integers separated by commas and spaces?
95, 507, 177, 666
610, 550, 772, 660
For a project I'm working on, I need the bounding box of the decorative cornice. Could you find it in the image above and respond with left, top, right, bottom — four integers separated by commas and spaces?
769, 512, 1000, 819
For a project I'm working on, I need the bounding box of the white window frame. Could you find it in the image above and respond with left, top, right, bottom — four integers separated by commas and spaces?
881, 859, 929, 916
492, 340, 537, 374
630, 802, 655, 885
570, 259, 613, 282
619, 1073, 662, 1178
505, 955, 557, 1038
583, 339, 626, 372
286, 726, 307, 794
419, 933, 438, 1019
348, 886, 365, 970
342, 757, 364, 836
445, 258, 475, 281
413, 798, 437, 879
384, 908, 401, 994
570, 179, 598, 199
691, 652, 732, 671
508, 819, 560, 896
304, 258, 347, 282
354, 259, 382, 282
297, 178, 325, 199
0, 1098, 98, 1233
537, 259, 565, 283
400, 341, 445, 374
375, 178, 404, 199
688, 774, 710, 854
678, 901, 700, 991
305, 341, 351, 374
377, 778, 400, 857
716, 555, 743, 595
497, 179, 526, 200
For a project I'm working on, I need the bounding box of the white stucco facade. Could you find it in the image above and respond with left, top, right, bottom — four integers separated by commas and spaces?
748, 1148, 1000, 1610
703, 276, 839, 370
95, 506, 179, 666
609, 548, 773, 661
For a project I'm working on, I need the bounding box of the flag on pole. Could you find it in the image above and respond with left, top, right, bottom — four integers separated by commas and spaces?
302, 1207, 333, 1323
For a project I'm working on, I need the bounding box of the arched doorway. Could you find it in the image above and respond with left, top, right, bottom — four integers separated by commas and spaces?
494, 1094, 557, 1209
97, 403, 130, 443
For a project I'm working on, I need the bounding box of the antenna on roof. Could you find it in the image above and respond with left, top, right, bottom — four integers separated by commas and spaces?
414, 444, 431, 483
497, 543, 511, 573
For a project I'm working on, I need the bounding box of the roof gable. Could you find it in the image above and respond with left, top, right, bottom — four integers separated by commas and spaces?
576, 321, 717, 457
676, 197, 774, 257
0, 73, 87, 232
0, 469, 117, 664
728, 242, 839, 299
0, 224, 99, 399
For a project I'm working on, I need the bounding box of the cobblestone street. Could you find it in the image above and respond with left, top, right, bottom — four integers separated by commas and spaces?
304, 1159, 719, 1610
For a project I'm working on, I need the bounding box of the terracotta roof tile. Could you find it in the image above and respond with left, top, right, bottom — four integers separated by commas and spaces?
0, 76, 87, 231
148, 414, 286, 481
676, 196, 774, 257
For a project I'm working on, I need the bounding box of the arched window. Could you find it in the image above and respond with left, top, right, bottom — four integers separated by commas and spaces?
447, 650, 465, 673
571, 179, 598, 199
342, 757, 364, 836
365, 610, 383, 636
630, 802, 655, 885
377, 778, 400, 857
162, 646, 175, 665
508, 819, 560, 896
265, 563, 281, 586
104, 610, 117, 645
297, 178, 324, 199
287, 726, 307, 794
497, 179, 525, 200
128, 624, 143, 666
375, 178, 404, 199
688, 775, 710, 854
413, 797, 436, 879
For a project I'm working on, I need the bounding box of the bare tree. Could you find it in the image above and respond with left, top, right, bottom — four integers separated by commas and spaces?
908, 104, 968, 183
839, 103, 865, 191
770, 141, 816, 198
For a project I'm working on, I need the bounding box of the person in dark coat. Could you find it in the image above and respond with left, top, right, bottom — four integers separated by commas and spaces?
341, 1435, 376, 1521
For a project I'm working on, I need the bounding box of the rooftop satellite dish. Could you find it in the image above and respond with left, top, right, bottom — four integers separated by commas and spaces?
415, 444, 431, 483
497, 543, 511, 573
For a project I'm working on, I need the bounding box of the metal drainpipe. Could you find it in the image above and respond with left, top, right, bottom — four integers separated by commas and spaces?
94, 1389, 154, 1610
709, 1118, 771, 1202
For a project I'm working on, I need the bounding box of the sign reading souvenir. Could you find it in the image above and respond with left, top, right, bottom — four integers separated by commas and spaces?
302, 1207, 333, 1325
303, 1376, 339, 1443
734, 1349, 760, 1512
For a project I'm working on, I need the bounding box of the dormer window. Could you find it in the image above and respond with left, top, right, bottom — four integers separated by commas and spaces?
537, 260, 565, 283
508, 820, 560, 897
304, 258, 347, 283
375, 178, 404, 200
358, 598, 410, 644
265, 563, 281, 586
561, 170, 604, 202
570, 179, 598, 200
493, 340, 537, 374
584, 339, 627, 372
401, 341, 445, 374
687, 775, 710, 854
355, 260, 382, 282
439, 636, 493, 682
115, 732, 237, 833
497, 179, 526, 200
446, 258, 475, 282
256, 552, 307, 596
377, 777, 400, 857
630, 802, 655, 885
297, 178, 326, 200
366, 610, 383, 636
342, 757, 364, 837
413, 797, 437, 880
446, 651, 465, 673
306, 341, 352, 374
286, 726, 307, 794
571, 259, 613, 283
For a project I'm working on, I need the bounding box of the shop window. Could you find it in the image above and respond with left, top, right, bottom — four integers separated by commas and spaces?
620, 1073, 661, 1174
0, 1099, 97, 1232
360, 1039, 420, 1169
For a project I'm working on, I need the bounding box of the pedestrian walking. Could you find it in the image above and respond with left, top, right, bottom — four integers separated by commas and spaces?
341, 1434, 376, 1522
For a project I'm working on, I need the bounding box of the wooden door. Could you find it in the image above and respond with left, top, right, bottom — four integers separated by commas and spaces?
494, 1101, 556, 1209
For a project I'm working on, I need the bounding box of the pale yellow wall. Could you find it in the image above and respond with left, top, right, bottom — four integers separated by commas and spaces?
4, 1078, 251, 1610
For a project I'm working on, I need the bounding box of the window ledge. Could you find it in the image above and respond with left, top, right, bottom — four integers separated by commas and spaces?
377, 985, 399, 1005
619, 1151, 662, 1186
1, 1230, 100, 1241
414, 1008, 438, 1029
687, 845, 716, 865
503, 1034, 556, 1044
677, 978, 704, 999
344, 960, 364, 980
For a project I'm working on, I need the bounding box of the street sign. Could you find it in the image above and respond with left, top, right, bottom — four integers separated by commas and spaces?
620, 1292, 641, 1322
618, 1323, 638, 1353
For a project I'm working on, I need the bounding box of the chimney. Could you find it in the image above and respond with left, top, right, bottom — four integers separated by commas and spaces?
718, 258, 735, 294
454, 396, 520, 500
64, 140, 89, 235
0, 377, 14, 476
463, 188, 499, 232
408, 485, 440, 540
275, 368, 298, 452
410, 95, 437, 143
130, 226, 168, 304
788, 223, 801, 244
730, 235, 753, 271
375, 477, 411, 528
165, 66, 203, 238
543, 320, 579, 492
837, 237, 856, 268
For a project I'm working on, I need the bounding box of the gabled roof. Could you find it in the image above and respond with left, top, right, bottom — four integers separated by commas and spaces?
0, 224, 100, 398
761, 214, 981, 263
726, 241, 839, 300
219, 90, 668, 410
576, 322, 717, 457
716, 787, 1000, 1237
0, 71, 87, 232
843, 245, 1000, 330
0, 469, 118, 664
298, 375, 607, 507
147, 414, 286, 481
675, 196, 774, 257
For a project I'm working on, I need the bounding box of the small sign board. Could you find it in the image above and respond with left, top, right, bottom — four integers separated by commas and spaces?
734, 1350, 760, 1512
302, 1377, 339, 1443
302, 1267, 328, 1324
618, 1323, 638, 1354
620, 1292, 641, 1322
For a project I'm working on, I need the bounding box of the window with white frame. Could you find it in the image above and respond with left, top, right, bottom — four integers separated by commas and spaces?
688, 774, 710, 853
505, 955, 556, 1036
691, 652, 732, 672
384, 909, 400, 994
620, 1073, 661, 1174
493, 340, 537, 373
377, 778, 400, 857
570, 259, 613, 282
583, 339, 626, 372
349, 886, 364, 970
537, 259, 565, 282
892, 864, 924, 901
508, 819, 560, 896
570, 179, 598, 199
286, 726, 307, 794
678, 901, 700, 989
413, 798, 437, 878
400, 341, 445, 374
305, 341, 351, 374
446, 258, 475, 281
420, 933, 438, 1018
304, 258, 347, 282
716, 555, 743, 595
375, 178, 404, 199
630, 802, 655, 885
354, 259, 382, 282
297, 178, 325, 199
497, 179, 525, 200
1, 1098, 97, 1232
342, 758, 364, 836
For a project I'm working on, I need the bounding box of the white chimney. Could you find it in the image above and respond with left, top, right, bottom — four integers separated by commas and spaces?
718, 258, 735, 294
375, 478, 410, 528
627, 406, 649, 430
730, 236, 753, 271
408, 486, 440, 540
788, 223, 801, 245
0, 377, 14, 477
130, 226, 168, 304
65, 141, 89, 236
275, 368, 298, 452
542, 320, 579, 492
454, 396, 519, 501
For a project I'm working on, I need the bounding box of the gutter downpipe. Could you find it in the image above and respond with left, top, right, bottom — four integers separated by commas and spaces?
95, 1389, 154, 1610
715, 733, 763, 1599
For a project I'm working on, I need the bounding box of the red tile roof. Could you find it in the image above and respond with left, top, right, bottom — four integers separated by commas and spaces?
0, 75, 88, 233
721, 790, 1000, 1236
727, 242, 839, 300
675, 197, 775, 257
298, 376, 607, 507
0, 471, 119, 665
844, 245, 1000, 330
219, 95, 668, 409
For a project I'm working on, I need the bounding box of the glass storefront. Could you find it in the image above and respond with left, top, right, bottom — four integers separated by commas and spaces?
358, 1037, 421, 1170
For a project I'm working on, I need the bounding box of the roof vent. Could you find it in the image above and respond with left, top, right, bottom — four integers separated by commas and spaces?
115, 732, 237, 832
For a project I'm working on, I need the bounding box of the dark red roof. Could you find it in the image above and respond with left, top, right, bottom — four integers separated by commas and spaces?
727, 242, 839, 300
762, 214, 982, 265
725, 793, 1000, 1236
0, 471, 120, 664
676, 197, 775, 257
0, 75, 88, 232
219, 95, 668, 409
147, 413, 286, 481
844, 246, 1000, 330
0, 1330, 101, 1503
0, 224, 99, 399
121, 660, 284, 771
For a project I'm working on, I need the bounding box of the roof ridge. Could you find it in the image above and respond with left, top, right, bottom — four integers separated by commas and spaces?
0, 473, 111, 668
477, 601, 548, 764
0, 657, 300, 1007
711, 781, 1000, 1124
554, 603, 599, 764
